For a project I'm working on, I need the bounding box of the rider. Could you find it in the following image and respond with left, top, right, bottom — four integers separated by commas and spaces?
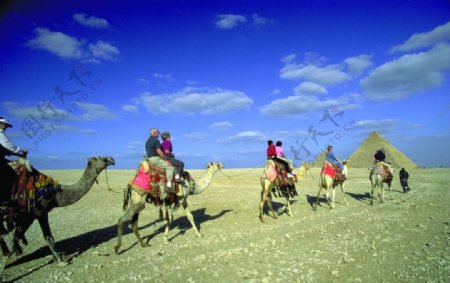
325, 145, 343, 170
145, 128, 175, 191
0, 117, 27, 204
160, 131, 185, 182
373, 148, 394, 177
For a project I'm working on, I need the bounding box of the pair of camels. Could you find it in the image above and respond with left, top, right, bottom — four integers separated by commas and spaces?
114, 161, 223, 254
0, 156, 115, 279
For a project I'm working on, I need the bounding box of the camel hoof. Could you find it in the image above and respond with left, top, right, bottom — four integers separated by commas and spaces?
114, 246, 120, 255
56, 260, 69, 268
196, 233, 203, 237
313, 206, 317, 211
259, 216, 265, 223
141, 243, 150, 248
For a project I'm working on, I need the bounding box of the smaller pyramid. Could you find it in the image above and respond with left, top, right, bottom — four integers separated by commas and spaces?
348, 131, 417, 169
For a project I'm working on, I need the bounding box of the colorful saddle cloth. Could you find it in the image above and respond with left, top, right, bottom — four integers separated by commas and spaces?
13, 165, 61, 211
321, 162, 346, 185
268, 160, 297, 198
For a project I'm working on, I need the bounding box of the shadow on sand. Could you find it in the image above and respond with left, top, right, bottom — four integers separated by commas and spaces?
5, 207, 232, 280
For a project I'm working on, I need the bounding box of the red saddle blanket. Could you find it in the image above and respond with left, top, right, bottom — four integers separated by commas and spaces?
321, 163, 336, 178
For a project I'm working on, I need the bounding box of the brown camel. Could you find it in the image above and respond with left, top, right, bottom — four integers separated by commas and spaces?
0, 156, 115, 279
369, 163, 394, 205
115, 162, 223, 254
314, 160, 350, 211
259, 160, 298, 222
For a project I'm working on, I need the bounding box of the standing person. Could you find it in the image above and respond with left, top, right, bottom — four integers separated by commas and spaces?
399, 168, 410, 193
145, 128, 175, 191
0, 117, 27, 203
160, 131, 185, 181
325, 145, 343, 171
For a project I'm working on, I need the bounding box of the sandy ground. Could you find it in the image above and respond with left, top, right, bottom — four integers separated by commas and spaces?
2, 166, 449, 283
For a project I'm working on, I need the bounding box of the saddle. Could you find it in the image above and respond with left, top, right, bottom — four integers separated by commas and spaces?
321, 163, 346, 182
269, 161, 297, 198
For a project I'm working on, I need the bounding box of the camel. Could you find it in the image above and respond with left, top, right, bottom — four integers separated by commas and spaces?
115, 162, 223, 254
296, 162, 311, 180
0, 156, 115, 278
313, 160, 350, 211
369, 163, 394, 205
259, 160, 298, 222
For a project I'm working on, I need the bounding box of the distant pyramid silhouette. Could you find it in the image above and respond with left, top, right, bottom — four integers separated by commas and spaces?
348, 131, 417, 169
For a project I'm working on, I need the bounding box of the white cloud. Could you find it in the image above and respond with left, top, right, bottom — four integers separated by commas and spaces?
344, 54, 373, 76
260, 95, 359, 117
184, 132, 207, 141
26, 28, 84, 59
134, 87, 253, 115
73, 13, 109, 29
280, 61, 351, 86
210, 121, 234, 129
122, 104, 139, 114
76, 102, 118, 120
294, 82, 327, 96
361, 43, 450, 101
138, 78, 150, 84
353, 119, 398, 132
252, 14, 273, 27
88, 40, 119, 61
219, 131, 266, 144
391, 21, 450, 52
215, 14, 247, 29
271, 89, 281, 95
153, 73, 173, 80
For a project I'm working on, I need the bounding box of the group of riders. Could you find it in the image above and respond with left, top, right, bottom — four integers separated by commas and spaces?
266, 139, 409, 191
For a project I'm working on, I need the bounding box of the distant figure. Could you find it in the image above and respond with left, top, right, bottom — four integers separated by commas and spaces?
399, 168, 410, 193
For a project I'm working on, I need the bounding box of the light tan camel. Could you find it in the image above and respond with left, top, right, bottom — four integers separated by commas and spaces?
115, 162, 223, 254
259, 160, 297, 222
296, 162, 311, 180
369, 163, 394, 205
0, 156, 115, 280
314, 160, 350, 211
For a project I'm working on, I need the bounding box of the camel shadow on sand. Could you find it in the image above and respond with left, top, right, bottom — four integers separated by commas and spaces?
305, 194, 348, 209
5, 208, 232, 279
262, 199, 297, 216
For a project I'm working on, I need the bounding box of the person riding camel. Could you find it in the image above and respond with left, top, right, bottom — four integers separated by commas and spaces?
0, 117, 28, 205
266, 140, 293, 178
145, 128, 175, 192
325, 145, 345, 180
373, 148, 394, 178
160, 131, 185, 183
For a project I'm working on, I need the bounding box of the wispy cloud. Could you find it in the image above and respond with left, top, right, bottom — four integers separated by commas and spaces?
361, 43, 450, 100
26, 27, 119, 63
252, 14, 273, 27
353, 119, 398, 132
153, 73, 173, 81
391, 21, 450, 52
73, 13, 109, 29
26, 28, 84, 59
294, 82, 327, 96
76, 102, 118, 121
133, 87, 253, 115
122, 104, 139, 114
219, 131, 266, 144
260, 95, 359, 117
183, 132, 208, 141
210, 121, 234, 129
344, 54, 373, 76
215, 14, 247, 29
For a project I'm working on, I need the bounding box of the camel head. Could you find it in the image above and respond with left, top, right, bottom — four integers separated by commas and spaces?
343, 160, 350, 167
207, 162, 224, 171
88, 156, 116, 173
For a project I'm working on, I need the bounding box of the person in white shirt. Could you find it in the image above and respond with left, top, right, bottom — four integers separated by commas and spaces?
0, 117, 27, 203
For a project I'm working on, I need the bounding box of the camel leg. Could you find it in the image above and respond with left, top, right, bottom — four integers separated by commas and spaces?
285, 197, 293, 217
313, 187, 323, 211
130, 212, 149, 248
259, 179, 276, 222
340, 183, 349, 206
330, 189, 336, 209
115, 191, 146, 254
36, 212, 66, 267
380, 184, 385, 203
181, 198, 202, 237
163, 205, 173, 242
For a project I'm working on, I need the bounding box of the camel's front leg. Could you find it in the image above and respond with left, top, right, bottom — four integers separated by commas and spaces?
314, 187, 323, 211
285, 197, 293, 217
37, 213, 66, 267
380, 185, 385, 203
330, 189, 336, 209
181, 198, 201, 237
340, 184, 349, 206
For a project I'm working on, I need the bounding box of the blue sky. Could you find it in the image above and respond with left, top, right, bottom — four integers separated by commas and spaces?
1, 0, 449, 169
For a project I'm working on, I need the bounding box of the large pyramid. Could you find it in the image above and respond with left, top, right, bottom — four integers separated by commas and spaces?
348, 131, 417, 169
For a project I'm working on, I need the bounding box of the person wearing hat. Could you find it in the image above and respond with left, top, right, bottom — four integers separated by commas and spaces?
160, 131, 185, 182
0, 116, 27, 204
373, 148, 394, 177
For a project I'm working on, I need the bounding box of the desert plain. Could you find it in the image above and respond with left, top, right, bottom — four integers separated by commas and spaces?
2, 166, 449, 283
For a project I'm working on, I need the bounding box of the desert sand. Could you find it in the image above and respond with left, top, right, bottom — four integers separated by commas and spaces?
2, 166, 449, 282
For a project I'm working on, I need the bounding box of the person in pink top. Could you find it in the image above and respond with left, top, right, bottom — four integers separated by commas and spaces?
161, 132, 185, 181
275, 141, 295, 177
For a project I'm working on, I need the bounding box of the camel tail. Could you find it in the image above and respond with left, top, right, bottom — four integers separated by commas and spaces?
122, 184, 132, 211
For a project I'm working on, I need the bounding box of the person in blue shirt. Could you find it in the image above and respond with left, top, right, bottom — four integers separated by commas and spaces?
325, 145, 343, 171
